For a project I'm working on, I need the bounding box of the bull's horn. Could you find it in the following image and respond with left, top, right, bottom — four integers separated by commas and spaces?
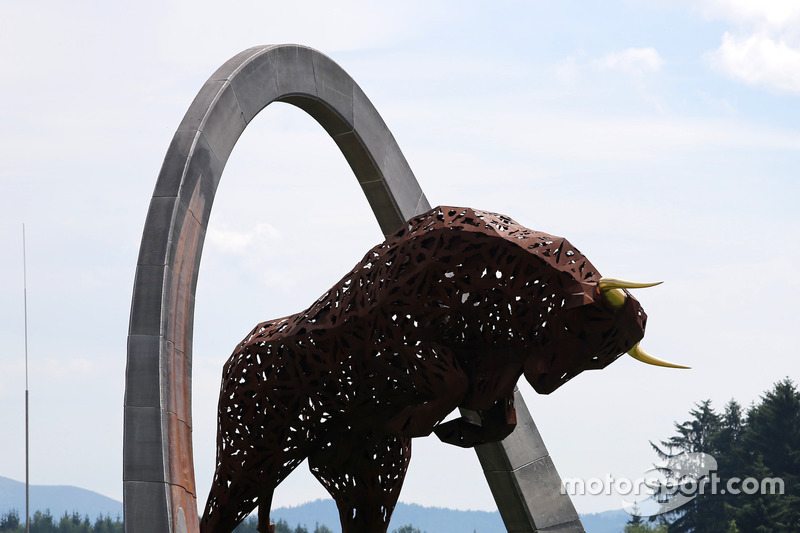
598, 278, 662, 309
627, 343, 690, 369
598, 278, 663, 291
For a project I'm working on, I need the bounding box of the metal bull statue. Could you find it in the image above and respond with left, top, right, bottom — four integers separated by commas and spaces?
200, 206, 687, 533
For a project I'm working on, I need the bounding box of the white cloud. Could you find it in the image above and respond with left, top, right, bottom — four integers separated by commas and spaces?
686, 0, 800, 93
699, 0, 800, 29
597, 47, 664, 76
709, 31, 800, 93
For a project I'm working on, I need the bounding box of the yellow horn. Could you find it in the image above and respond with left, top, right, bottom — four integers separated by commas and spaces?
598, 278, 663, 291
627, 343, 690, 369
598, 278, 662, 309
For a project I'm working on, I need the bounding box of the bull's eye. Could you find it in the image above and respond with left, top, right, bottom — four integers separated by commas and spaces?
601, 287, 627, 310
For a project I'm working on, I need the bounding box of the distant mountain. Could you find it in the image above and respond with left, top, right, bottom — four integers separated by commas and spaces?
271, 499, 505, 533
0, 476, 630, 533
271, 499, 629, 533
0, 476, 122, 519
579, 509, 631, 533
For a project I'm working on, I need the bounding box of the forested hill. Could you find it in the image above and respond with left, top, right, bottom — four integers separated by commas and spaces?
0, 478, 630, 533
271, 499, 504, 533
0, 476, 122, 519
265, 499, 629, 533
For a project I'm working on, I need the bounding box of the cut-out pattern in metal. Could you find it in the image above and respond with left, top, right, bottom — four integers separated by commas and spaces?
201, 206, 650, 533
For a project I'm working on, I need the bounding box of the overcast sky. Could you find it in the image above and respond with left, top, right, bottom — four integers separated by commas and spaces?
1, 0, 799, 517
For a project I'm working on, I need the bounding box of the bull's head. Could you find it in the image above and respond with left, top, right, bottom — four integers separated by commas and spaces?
597, 277, 688, 369
523, 275, 688, 394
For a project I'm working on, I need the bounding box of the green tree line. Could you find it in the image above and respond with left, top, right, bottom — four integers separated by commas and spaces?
232, 517, 423, 533
232, 517, 333, 533
1, 509, 424, 533
625, 378, 800, 532
0, 510, 122, 533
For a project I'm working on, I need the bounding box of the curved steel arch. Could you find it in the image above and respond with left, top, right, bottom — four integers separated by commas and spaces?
124, 44, 582, 533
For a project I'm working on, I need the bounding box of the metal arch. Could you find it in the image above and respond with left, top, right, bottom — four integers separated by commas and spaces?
124, 44, 583, 533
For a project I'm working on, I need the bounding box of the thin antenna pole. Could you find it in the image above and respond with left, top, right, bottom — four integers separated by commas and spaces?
23, 224, 30, 533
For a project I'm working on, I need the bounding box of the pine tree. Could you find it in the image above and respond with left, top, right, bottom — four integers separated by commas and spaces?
640, 379, 800, 532
274, 519, 292, 533
658, 400, 721, 455
624, 520, 668, 533
232, 515, 258, 533
31, 509, 56, 533
627, 507, 643, 526
649, 400, 726, 532
735, 379, 800, 531
0, 510, 22, 532
710, 400, 746, 527
392, 525, 423, 533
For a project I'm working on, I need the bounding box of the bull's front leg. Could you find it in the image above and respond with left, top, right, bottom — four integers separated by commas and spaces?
309, 433, 412, 533
433, 394, 516, 447
381, 343, 470, 438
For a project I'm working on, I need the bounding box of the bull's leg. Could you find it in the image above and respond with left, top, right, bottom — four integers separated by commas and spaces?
203, 486, 277, 533
201, 451, 305, 533
257, 496, 275, 533
201, 459, 262, 533
381, 343, 469, 438
202, 337, 318, 533
308, 433, 411, 533
201, 429, 308, 533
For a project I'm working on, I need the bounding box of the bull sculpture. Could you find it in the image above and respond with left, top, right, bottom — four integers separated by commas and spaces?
200, 206, 686, 533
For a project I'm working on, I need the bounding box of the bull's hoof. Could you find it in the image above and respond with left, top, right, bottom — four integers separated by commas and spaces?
433, 416, 485, 447
256, 521, 275, 533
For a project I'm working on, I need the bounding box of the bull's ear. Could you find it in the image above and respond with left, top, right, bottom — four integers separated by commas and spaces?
563, 281, 598, 309
563, 291, 594, 309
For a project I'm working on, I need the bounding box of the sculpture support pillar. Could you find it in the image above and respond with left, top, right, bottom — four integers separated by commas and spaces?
469, 390, 584, 532
124, 44, 583, 533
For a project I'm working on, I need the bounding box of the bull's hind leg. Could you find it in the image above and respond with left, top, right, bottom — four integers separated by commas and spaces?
201, 433, 308, 533
201, 459, 263, 533
201, 452, 307, 533
308, 433, 411, 533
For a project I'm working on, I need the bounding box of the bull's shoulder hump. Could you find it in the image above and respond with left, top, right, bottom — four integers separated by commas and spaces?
398, 205, 599, 281
238, 315, 299, 348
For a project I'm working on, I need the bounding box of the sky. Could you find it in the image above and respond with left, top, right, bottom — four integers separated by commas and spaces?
1, 0, 799, 518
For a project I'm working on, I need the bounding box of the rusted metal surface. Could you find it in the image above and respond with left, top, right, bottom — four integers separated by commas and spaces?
166, 181, 203, 526
200, 206, 649, 533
